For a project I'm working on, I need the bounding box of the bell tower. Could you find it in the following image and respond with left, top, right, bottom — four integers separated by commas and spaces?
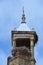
7, 9, 38, 65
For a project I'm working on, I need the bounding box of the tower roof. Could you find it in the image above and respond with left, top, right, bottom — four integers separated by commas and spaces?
17, 8, 30, 31
17, 23, 30, 31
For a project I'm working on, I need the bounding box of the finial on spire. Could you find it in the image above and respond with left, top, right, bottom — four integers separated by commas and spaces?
23, 7, 24, 15
21, 7, 26, 23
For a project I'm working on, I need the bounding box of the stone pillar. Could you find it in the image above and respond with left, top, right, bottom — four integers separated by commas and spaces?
30, 37, 35, 65
13, 40, 16, 48
12, 40, 16, 56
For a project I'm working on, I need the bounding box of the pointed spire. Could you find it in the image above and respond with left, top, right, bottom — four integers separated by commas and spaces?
23, 7, 24, 15
21, 7, 26, 23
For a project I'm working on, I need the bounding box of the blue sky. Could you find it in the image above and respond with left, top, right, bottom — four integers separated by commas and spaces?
0, 0, 43, 65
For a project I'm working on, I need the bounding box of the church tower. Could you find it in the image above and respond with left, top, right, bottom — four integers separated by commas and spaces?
7, 8, 38, 65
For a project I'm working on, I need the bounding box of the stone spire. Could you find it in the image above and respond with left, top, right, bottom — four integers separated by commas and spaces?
21, 7, 26, 23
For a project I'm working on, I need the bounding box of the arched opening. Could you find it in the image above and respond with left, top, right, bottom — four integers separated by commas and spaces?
16, 38, 30, 49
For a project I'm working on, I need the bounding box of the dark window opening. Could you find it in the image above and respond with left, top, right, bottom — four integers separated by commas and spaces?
16, 38, 30, 49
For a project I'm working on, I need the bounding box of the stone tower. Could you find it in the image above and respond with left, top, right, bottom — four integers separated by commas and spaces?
7, 9, 38, 65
